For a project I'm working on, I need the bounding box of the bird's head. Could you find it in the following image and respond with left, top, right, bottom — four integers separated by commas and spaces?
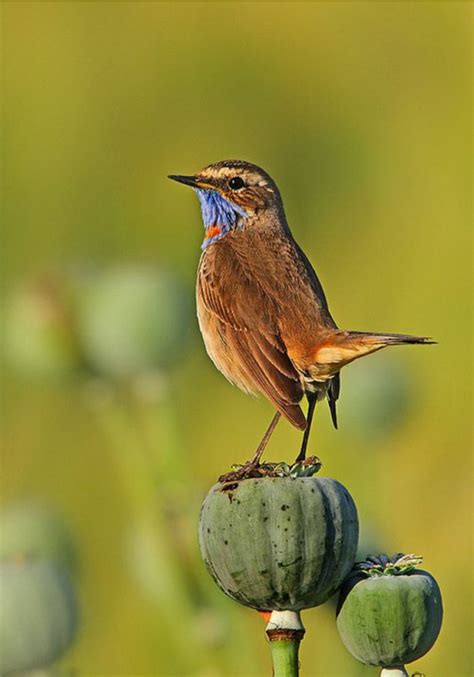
169, 160, 283, 249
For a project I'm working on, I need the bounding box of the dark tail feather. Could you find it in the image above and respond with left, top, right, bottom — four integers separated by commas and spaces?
327, 373, 340, 429
345, 331, 436, 346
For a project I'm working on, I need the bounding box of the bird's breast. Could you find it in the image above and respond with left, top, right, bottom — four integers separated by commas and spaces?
196, 281, 257, 395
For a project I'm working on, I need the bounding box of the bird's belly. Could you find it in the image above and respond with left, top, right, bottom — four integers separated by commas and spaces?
196, 300, 257, 395
300, 375, 329, 401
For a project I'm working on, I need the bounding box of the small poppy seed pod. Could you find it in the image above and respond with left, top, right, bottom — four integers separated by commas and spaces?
77, 265, 191, 378
336, 554, 443, 672
0, 559, 78, 674
199, 471, 359, 611
0, 502, 78, 577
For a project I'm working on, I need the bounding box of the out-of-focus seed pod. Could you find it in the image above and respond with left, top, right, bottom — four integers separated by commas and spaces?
0, 559, 78, 674
0, 502, 77, 577
77, 265, 191, 378
4, 276, 83, 380
339, 360, 411, 437
199, 474, 358, 611
336, 554, 443, 670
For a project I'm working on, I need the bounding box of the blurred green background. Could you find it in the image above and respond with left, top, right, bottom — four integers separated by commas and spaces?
2, 2, 472, 676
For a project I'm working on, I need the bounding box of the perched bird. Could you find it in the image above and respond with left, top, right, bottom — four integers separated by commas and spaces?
169, 160, 433, 473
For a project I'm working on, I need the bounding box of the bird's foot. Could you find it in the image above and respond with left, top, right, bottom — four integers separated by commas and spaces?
290, 455, 322, 475
218, 456, 322, 483
218, 461, 267, 483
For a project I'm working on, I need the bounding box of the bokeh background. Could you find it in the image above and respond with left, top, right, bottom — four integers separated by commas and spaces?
2, 2, 472, 676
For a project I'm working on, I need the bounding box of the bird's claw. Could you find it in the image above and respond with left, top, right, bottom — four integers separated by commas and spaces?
218, 456, 322, 483
218, 462, 267, 483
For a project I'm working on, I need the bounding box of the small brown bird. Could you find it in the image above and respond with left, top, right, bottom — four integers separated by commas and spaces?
169, 160, 432, 473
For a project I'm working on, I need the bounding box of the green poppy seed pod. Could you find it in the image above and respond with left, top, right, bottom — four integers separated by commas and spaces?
4, 276, 83, 380
0, 559, 78, 674
77, 265, 191, 378
0, 502, 77, 577
336, 554, 443, 669
199, 476, 359, 611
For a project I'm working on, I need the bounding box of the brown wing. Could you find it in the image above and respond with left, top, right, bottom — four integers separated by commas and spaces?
197, 246, 306, 430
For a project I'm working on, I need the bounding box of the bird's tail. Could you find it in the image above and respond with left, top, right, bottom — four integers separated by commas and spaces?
314, 330, 434, 432
315, 330, 435, 371
342, 330, 435, 349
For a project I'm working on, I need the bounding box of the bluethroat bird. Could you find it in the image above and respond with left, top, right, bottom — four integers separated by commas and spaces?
169, 160, 433, 475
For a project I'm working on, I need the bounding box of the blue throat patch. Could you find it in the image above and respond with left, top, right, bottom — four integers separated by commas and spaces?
195, 189, 248, 250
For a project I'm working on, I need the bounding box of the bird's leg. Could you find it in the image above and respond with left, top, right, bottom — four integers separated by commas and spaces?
295, 393, 317, 463
249, 411, 281, 466
218, 412, 281, 482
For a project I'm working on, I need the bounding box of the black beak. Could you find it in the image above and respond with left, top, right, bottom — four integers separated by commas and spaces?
168, 174, 199, 188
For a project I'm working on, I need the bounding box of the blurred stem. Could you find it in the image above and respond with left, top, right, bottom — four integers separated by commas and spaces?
87, 384, 155, 510
380, 668, 409, 677
87, 382, 198, 673
133, 385, 185, 484
266, 611, 304, 677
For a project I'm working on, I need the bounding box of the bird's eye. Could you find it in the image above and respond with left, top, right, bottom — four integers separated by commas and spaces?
228, 176, 245, 190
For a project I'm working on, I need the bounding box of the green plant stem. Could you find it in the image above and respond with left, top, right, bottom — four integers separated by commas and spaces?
86, 383, 198, 674
269, 638, 301, 677
380, 668, 409, 677
266, 611, 304, 677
